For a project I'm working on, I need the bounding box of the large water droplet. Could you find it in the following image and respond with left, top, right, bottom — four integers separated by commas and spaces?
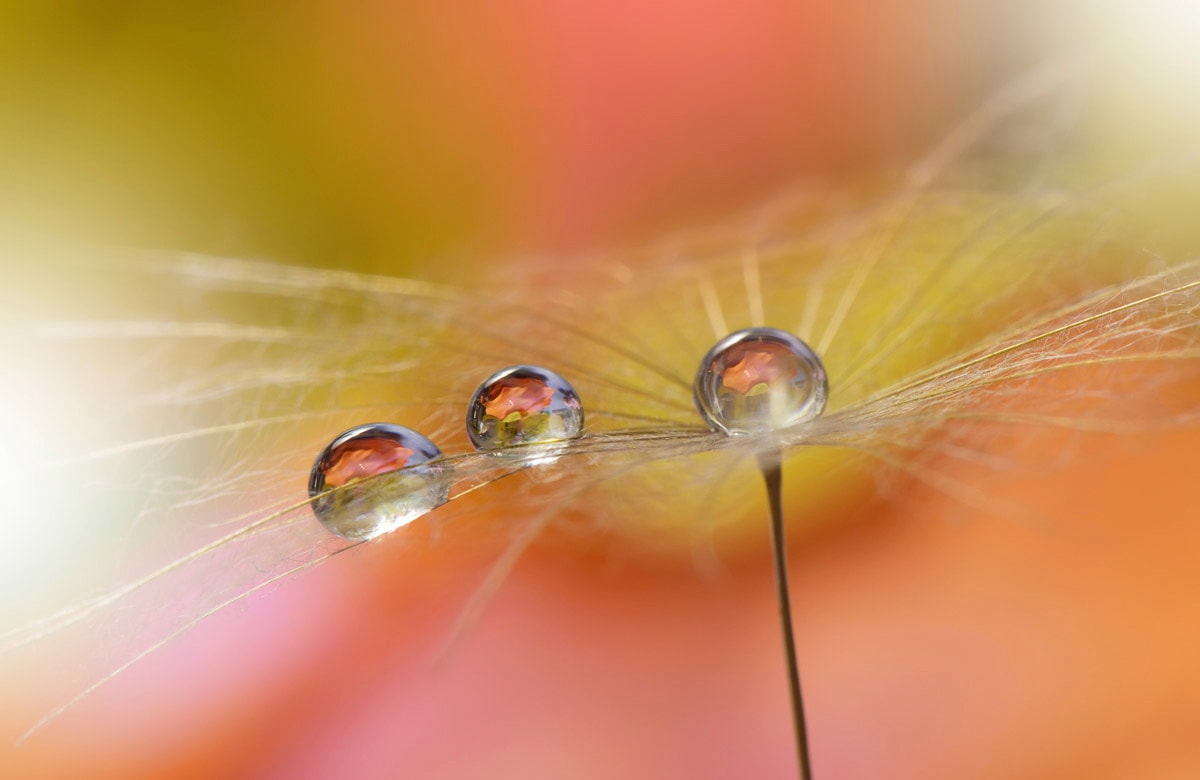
308, 423, 449, 540
694, 328, 828, 435
466, 365, 584, 454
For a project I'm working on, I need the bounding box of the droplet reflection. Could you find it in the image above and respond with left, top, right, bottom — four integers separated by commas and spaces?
694, 328, 828, 435
466, 365, 584, 459
308, 423, 449, 540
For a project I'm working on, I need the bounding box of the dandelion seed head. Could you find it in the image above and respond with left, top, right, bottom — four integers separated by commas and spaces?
2, 26, 1200, 778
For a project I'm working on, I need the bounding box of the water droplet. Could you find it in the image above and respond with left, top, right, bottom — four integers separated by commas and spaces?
308, 423, 449, 540
694, 327, 828, 435
466, 365, 584, 455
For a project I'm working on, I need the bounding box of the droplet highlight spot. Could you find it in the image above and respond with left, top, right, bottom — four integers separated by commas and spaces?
309, 423, 449, 540
466, 365, 584, 452
694, 328, 828, 435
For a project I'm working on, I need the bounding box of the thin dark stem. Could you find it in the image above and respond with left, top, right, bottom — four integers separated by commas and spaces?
758, 449, 813, 780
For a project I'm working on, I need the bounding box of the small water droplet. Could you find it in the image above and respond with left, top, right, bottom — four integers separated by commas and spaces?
694, 328, 828, 435
308, 423, 449, 540
466, 365, 584, 456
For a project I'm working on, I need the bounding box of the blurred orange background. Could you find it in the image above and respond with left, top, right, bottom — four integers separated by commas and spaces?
3, 2, 1200, 779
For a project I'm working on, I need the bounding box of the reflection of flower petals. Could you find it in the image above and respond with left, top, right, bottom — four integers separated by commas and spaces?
720, 342, 801, 395
324, 440, 415, 487
483, 379, 557, 419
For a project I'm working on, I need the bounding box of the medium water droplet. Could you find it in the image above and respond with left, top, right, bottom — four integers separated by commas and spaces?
694, 327, 828, 435
466, 365, 584, 454
308, 423, 449, 540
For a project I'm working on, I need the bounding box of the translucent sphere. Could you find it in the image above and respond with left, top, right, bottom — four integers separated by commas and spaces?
308, 423, 449, 540
466, 365, 584, 452
694, 328, 828, 435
